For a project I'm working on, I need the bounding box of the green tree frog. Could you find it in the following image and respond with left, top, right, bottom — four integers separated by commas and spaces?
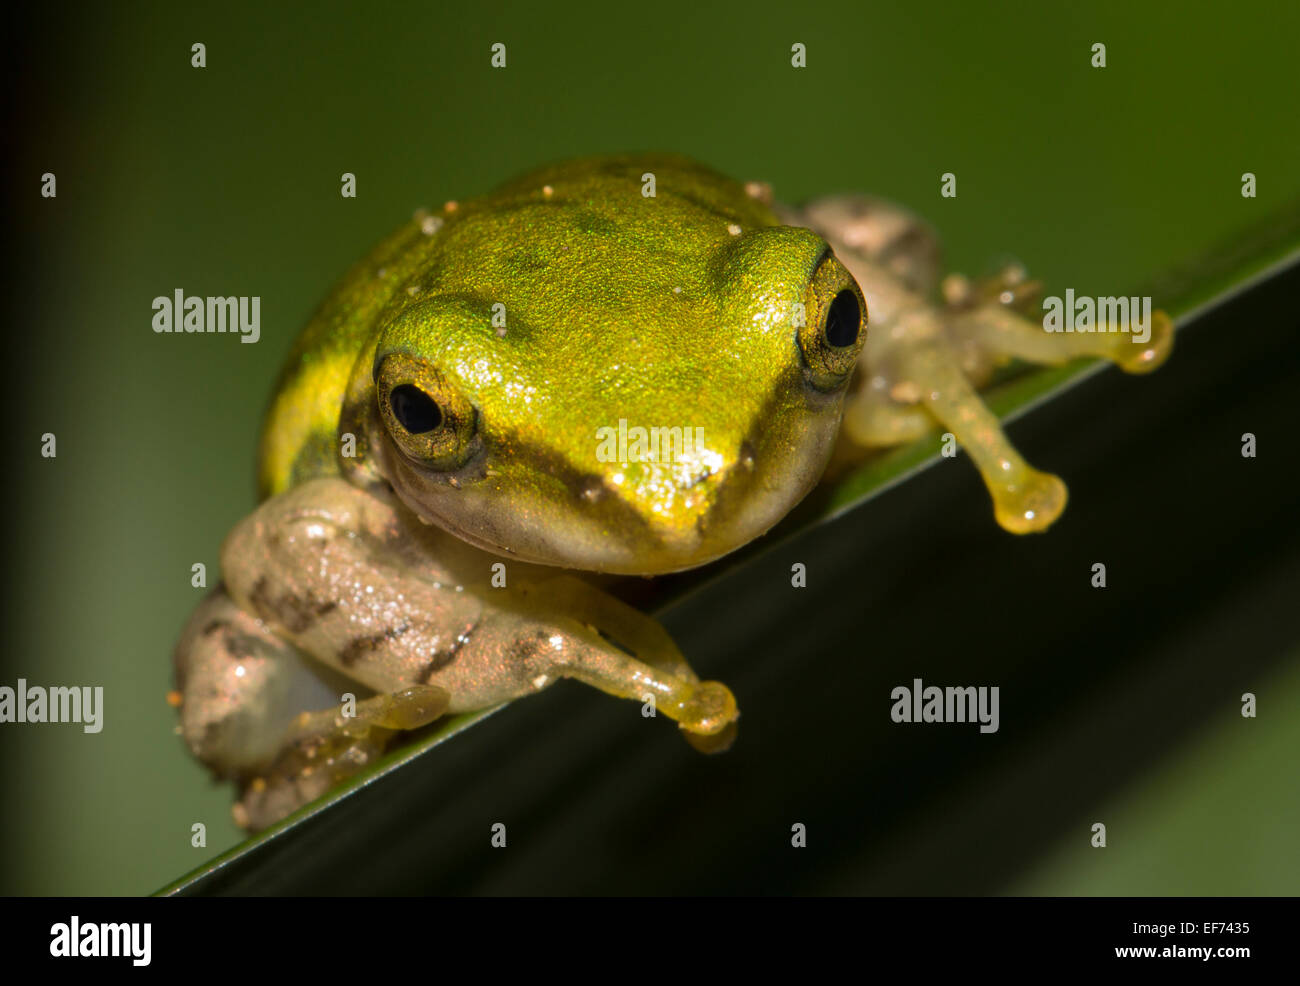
173, 154, 1172, 829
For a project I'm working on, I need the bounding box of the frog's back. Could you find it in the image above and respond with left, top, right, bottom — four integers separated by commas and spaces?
257, 153, 778, 498
258, 213, 440, 497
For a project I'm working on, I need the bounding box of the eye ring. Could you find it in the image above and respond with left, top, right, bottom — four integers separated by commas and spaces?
375, 354, 477, 469
797, 251, 868, 389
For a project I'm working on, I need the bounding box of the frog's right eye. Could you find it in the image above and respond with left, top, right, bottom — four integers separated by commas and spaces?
375, 354, 477, 470
798, 251, 869, 391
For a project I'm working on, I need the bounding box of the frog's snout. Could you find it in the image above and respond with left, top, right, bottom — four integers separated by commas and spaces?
604, 451, 772, 568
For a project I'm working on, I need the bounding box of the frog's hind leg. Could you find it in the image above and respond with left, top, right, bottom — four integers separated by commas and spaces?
174, 588, 344, 776
173, 587, 448, 830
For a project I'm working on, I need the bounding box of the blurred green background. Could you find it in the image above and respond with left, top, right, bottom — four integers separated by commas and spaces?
5, 0, 1298, 895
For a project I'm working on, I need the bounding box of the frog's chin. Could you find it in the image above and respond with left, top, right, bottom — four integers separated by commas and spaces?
431, 516, 765, 576
391, 453, 829, 576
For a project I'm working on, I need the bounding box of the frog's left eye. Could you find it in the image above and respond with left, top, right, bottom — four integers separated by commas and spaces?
798, 251, 869, 390
375, 354, 477, 470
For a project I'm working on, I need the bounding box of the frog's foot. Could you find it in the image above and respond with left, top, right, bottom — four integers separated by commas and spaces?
235, 685, 449, 831
512, 576, 739, 751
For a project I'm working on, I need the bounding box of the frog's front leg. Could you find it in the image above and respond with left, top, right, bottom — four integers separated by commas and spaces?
946, 276, 1174, 375
506, 575, 738, 750
869, 318, 1070, 533
796, 194, 1173, 534
215, 477, 737, 822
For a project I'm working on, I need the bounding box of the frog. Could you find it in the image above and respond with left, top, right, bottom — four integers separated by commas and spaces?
172, 153, 1173, 830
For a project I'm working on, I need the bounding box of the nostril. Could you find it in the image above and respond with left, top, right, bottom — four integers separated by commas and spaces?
577, 476, 607, 503
737, 440, 757, 472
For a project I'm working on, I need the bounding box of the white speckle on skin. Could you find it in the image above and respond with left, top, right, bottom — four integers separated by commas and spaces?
727, 223, 742, 236
532, 674, 550, 689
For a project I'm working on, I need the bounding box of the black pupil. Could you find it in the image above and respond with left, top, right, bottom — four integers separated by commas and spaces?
825, 290, 861, 348
390, 384, 442, 434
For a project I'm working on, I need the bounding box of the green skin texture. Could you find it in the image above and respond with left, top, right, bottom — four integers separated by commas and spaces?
261, 153, 863, 575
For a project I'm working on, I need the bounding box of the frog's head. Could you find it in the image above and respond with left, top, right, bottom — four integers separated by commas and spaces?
344, 157, 867, 575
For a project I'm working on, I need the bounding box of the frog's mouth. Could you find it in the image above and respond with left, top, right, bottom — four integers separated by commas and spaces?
380, 409, 841, 576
